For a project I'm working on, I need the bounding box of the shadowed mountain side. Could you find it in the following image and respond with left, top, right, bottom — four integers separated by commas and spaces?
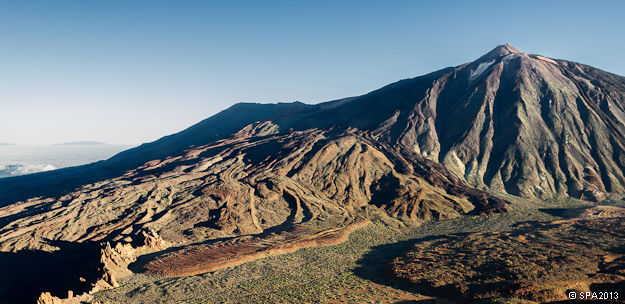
0, 241, 102, 304
0, 102, 322, 207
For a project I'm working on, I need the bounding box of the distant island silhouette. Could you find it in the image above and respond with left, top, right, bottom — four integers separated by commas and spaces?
56, 141, 107, 146
0, 143, 15, 146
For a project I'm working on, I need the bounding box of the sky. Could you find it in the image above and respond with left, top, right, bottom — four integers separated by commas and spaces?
1, 0, 624, 145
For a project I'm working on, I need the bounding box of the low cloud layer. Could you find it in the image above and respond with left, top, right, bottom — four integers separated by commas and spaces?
0, 164, 57, 178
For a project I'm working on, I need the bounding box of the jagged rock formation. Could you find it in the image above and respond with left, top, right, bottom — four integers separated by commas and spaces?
95, 228, 170, 291
35, 292, 62, 304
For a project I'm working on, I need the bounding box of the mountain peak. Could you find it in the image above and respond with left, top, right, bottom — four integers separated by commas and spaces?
478, 43, 523, 61
492, 43, 522, 55
499, 43, 522, 53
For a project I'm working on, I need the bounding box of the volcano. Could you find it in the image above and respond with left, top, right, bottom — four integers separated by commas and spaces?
1, 44, 624, 303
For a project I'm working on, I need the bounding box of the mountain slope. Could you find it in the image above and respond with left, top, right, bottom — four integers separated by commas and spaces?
0, 102, 316, 206
2, 44, 623, 203
0, 123, 505, 303
1, 44, 624, 302
291, 44, 625, 200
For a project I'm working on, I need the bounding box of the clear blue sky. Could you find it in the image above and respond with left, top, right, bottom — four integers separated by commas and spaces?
1, 0, 624, 145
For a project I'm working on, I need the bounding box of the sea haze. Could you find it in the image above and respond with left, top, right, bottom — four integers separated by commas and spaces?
0, 145, 132, 178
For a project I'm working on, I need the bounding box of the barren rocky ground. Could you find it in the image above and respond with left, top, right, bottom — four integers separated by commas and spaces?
0, 124, 505, 303
392, 206, 625, 303
94, 196, 622, 304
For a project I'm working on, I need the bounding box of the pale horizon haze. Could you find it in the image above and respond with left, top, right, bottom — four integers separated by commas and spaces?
2, 0, 624, 145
